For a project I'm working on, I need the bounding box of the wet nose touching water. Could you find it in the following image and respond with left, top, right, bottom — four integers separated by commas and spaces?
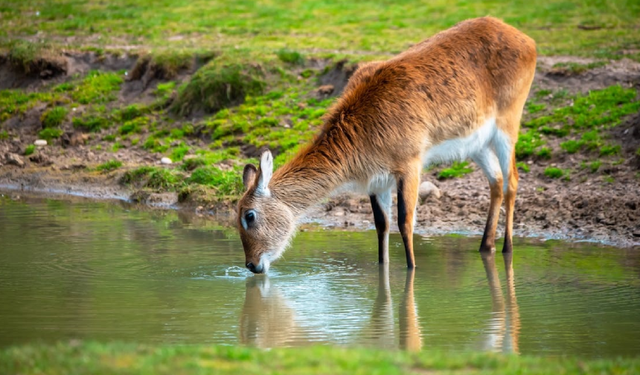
1, 196, 639, 357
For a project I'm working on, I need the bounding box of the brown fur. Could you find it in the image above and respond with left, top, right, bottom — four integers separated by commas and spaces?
238, 17, 537, 272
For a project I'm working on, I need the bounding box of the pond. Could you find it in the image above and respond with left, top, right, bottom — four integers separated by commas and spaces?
0, 194, 639, 357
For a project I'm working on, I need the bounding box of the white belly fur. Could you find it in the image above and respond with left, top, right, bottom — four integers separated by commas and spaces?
340, 117, 512, 196
423, 117, 498, 165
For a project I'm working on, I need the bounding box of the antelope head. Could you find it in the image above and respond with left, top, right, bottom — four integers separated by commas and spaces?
237, 151, 296, 274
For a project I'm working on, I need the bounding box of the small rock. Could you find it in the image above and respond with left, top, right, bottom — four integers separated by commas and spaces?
5, 153, 24, 167
160, 157, 172, 165
418, 181, 441, 200
87, 151, 95, 159
317, 84, 335, 96
28, 153, 52, 166
34, 139, 47, 146
61, 131, 88, 148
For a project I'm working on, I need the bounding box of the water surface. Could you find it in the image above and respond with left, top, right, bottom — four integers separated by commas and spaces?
0, 195, 639, 357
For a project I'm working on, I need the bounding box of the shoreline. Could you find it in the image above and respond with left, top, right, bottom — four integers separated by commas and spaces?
2, 172, 638, 249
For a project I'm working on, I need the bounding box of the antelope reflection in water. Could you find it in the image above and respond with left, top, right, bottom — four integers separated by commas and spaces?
239, 254, 518, 352
479, 252, 520, 354
239, 266, 422, 350
364, 264, 422, 351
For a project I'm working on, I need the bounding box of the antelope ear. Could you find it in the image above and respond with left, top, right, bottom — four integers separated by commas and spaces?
242, 164, 258, 190
256, 150, 273, 195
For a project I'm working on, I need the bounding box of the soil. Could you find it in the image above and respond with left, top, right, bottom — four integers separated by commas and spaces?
1, 54, 640, 248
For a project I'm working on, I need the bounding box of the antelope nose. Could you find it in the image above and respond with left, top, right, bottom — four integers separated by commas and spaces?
246, 262, 264, 274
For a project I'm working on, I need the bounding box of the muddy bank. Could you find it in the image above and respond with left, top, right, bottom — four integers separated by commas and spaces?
2, 163, 639, 248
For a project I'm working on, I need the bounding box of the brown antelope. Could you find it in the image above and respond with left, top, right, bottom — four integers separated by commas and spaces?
238, 17, 537, 273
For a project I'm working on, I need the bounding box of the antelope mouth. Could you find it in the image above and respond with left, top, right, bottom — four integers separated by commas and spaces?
246, 253, 273, 274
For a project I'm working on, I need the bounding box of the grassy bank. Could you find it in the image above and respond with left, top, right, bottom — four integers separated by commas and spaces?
0, 0, 639, 206
1, 342, 639, 375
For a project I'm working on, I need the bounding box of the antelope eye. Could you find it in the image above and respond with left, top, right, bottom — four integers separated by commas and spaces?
244, 210, 256, 225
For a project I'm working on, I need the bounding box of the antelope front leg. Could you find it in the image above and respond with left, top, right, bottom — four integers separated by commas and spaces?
370, 190, 391, 264
396, 164, 420, 268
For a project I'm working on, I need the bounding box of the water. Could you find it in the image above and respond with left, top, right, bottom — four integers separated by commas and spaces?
1, 195, 639, 357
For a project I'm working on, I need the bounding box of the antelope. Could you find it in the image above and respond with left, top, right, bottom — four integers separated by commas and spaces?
238, 17, 537, 273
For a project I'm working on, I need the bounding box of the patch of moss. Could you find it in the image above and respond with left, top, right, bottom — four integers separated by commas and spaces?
437, 161, 473, 180
71, 71, 123, 104
41, 106, 68, 128
516, 161, 530, 173
119, 116, 148, 135
73, 115, 108, 132
276, 49, 305, 65
170, 144, 189, 161
38, 128, 63, 140
544, 167, 569, 180
550, 61, 607, 75
96, 159, 122, 172
171, 61, 266, 115
186, 166, 243, 196
24, 144, 35, 156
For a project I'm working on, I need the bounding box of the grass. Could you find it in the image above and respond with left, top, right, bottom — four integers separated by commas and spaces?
437, 161, 474, 180
71, 70, 124, 104
550, 61, 608, 75
23, 144, 35, 156
96, 159, 123, 172
38, 127, 64, 140
1, 342, 640, 375
2, 0, 639, 61
170, 61, 266, 115
518, 85, 640, 161
544, 167, 570, 180
41, 106, 68, 128
277, 49, 305, 65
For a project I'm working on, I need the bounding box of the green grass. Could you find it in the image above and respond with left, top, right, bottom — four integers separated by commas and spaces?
516, 161, 530, 173
2, 0, 639, 61
38, 127, 64, 140
71, 70, 124, 105
73, 114, 109, 132
277, 49, 305, 65
23, 144, 35, 156
121, 166, 184, 191
0, 130, 9, 140
544, 167, 570, 180
96, 159, 123, 172
1, 342, 640, 375
40, 106, 68, 128
550, 61, 607, 75
186, 166, 244, 196
518, 85, 640, 160
437, 161, 473, 180
171, 61, 266, 115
